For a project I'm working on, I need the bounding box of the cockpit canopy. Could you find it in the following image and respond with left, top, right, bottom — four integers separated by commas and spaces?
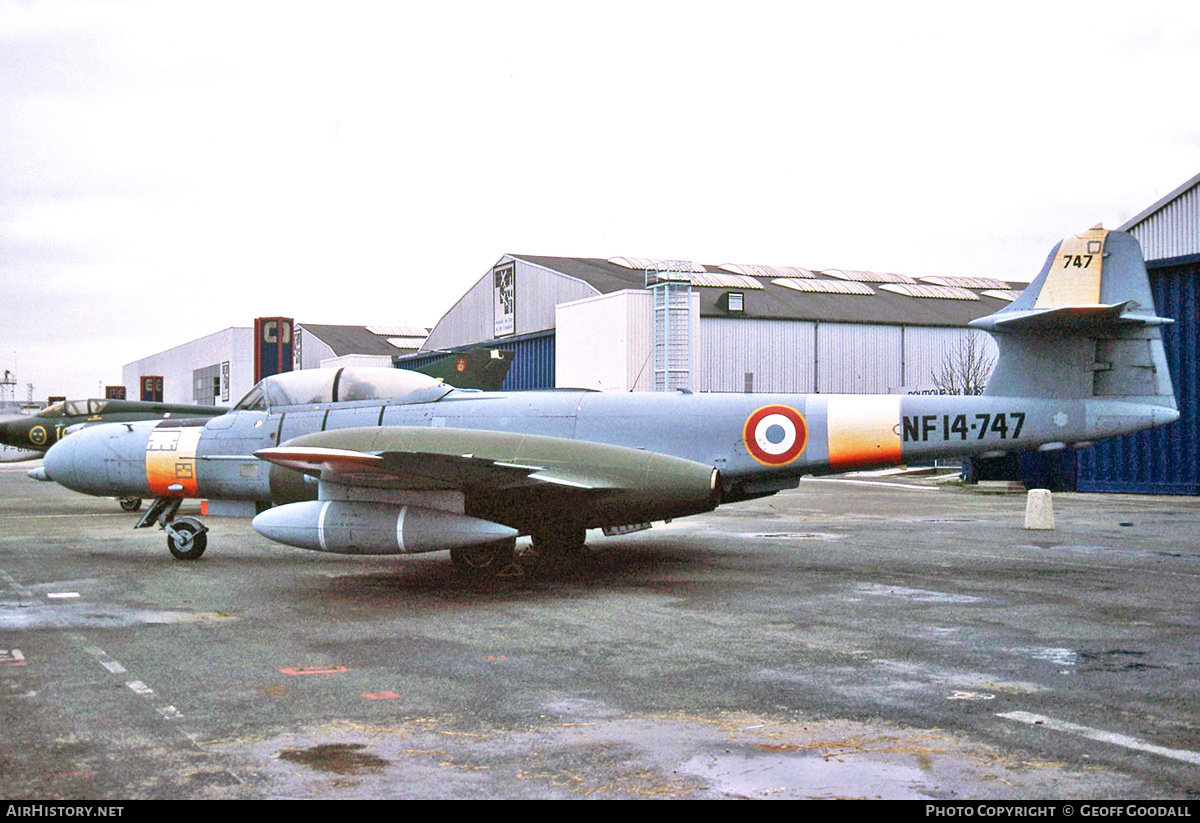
38, 399, 110, 418
233, 367, 452, 412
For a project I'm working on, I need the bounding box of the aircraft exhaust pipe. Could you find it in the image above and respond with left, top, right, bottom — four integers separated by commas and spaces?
251, 500, 518, 555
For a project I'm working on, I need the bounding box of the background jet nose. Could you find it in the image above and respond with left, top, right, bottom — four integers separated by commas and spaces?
0, 416, 18, 446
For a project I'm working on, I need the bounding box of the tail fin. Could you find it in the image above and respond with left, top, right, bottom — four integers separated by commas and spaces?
972, 227, 1176, 408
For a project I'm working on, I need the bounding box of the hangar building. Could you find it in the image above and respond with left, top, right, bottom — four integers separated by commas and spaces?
1074, 172, 1200, 494
396, 254, 1021, 395
122, 324, 427, 406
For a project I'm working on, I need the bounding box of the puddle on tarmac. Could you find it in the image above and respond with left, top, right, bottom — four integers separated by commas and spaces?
0, 603, 229, 629
853, 583, 983, 604
679, 750, 930, 799
754, 532, 843, 541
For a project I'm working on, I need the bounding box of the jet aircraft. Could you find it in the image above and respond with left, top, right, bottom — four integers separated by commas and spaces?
37, 229, 1179, 573
7, 352, 509, 504
3, 398, 226, 509
0, 398, 226, 459
411, 347, 513, 392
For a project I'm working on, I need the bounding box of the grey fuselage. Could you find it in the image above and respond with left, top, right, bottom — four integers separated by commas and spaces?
43, 385, 1178, 513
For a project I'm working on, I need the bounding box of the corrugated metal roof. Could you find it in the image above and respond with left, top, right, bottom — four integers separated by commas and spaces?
880, 283, 979, 301
1118, 172, 1200, 261
822, 269, 918, 284
920, 275, 1011, 289
299, 324, 429, 357
772, 278, 874, 295
511, 254, 1023, 329
608, 256, 707, 273
718, 263, 815, 278
1118, 171, 1200, 233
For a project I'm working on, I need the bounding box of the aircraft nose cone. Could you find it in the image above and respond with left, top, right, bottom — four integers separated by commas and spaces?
42, 437, 73, 484
42, 421, 155, 497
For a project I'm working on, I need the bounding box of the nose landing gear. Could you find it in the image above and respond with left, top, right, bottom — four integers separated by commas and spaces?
165, 517, 208, 560
136, 497, 209, 560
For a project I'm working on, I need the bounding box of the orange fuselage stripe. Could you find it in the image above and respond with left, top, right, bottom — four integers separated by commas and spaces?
145, 427, 202, 497
825, 395, 902, 470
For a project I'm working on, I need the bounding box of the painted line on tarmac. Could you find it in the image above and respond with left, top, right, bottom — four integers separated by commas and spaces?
75, 637, 181, 718
998, 710, 1200, 766
0, 569, 33, 601
2, 512, 134, 519
68, 635, 240, 782
801, 477, 937, 492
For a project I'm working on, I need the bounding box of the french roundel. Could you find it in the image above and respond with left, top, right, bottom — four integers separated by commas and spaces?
743, 405, 807, 466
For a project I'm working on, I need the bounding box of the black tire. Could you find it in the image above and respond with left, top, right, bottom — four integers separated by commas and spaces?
167, 518, 207, 560
118, 498, 143, 513
450, 539, 514, 577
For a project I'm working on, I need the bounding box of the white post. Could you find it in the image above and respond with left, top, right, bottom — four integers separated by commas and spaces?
1024, 489, 1055, 530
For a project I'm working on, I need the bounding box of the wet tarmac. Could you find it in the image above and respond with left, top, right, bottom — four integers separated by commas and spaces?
1, 463, 1198, 799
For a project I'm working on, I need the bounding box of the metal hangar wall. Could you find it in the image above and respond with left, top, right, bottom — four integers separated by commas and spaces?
1076, 172, 1200, 494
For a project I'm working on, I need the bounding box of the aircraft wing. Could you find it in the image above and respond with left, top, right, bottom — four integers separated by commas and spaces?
253, 424, 723, 497
255, 444, 608, 492
251, 427, 718, 555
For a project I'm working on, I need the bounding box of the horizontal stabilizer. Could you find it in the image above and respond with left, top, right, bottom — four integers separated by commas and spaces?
971, 301, 1173, 333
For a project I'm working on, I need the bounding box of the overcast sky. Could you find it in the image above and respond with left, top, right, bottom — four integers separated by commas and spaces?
2, 0, 1198, 400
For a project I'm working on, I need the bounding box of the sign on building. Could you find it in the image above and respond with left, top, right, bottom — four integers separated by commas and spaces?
493, 263, 515, 337
255, 317, 294, 383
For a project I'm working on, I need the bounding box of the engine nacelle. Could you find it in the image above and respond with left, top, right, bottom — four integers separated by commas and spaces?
251, 500, 518, 555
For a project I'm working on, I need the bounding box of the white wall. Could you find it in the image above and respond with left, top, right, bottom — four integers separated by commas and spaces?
319, 354, 393, 369
122, 327, 254, 405
556, 290, 700, 391
296, 325, 336, 369
557, 291, 648, 391
698, 317, 817, 393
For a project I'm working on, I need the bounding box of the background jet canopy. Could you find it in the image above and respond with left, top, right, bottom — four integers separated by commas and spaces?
38, 400, 111, 418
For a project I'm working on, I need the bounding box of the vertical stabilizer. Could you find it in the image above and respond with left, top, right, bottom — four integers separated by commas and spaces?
971, 228, 1175, 407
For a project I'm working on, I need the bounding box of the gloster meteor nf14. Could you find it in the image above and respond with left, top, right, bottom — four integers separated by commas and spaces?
35, 229, 1179, 573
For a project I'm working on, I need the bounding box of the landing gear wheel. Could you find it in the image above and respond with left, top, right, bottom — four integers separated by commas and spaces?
119, 497, 143, 513
166, 517, 208, 560
451, 538, 518, 577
